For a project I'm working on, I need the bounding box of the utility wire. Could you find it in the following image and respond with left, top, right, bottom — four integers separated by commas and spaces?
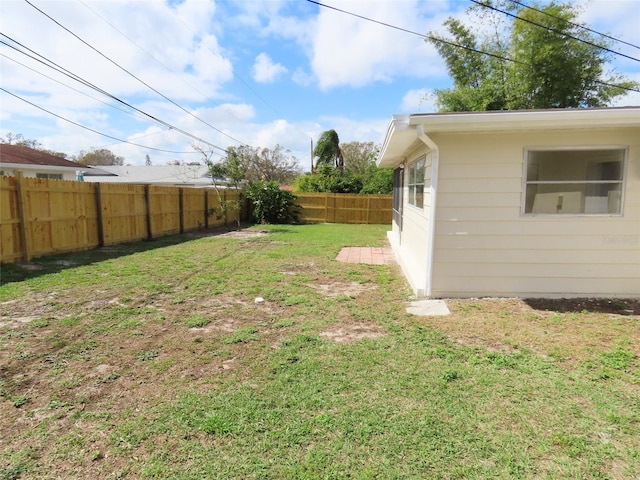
167, 3, 318, 161
1, 53, 148, 119
306, 0, 518, 64
507, 0, 640, 51
24, 0, 248, 147
1, 33, 230, 152
306, 0, 640, 95
167, 5, 290, 123
469, 0, 640, 63
0, 87, 202, 154
77, 0, 248, 128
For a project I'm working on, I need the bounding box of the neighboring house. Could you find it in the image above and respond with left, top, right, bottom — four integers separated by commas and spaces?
377, 107, 639, 299
0, 144, 86, 180
83, 165, 216, 187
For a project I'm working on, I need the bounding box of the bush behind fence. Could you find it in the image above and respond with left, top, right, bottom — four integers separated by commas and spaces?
0, 176, 391, 264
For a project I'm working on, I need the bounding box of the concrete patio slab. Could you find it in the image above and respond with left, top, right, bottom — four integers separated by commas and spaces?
406, 299, 451, 316
335, 247, 395, 265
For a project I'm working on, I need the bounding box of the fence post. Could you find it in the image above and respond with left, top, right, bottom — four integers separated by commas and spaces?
144, 185, 153, 240
179, 188, 185, 234
15, 172, 31, 262
366, 195, 371, 224
204, 189, 209, 229
331, 194, 336, 223
94, 183, 105, 247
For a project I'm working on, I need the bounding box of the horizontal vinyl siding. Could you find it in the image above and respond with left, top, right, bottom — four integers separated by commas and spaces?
430, 129, 640, 298
433, 276, 637, 298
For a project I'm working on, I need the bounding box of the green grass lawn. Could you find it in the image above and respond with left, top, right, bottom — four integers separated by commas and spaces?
1, 224, 638, 479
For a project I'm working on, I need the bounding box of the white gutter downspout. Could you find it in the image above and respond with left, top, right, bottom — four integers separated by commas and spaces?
416, 124, 438, 297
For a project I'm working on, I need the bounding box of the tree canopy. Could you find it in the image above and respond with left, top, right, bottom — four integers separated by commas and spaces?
297, 139, 392, 195
195, 143, 302, 186
75, 148, 124, 166
313, 130, 344, 170
426, 0, 638, 111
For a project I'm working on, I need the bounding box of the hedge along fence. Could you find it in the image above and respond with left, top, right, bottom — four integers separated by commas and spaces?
0, 175, 392, 264
0, 175, 247, 264
295, 193, 392, 224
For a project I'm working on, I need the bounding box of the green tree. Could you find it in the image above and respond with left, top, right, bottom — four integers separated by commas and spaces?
75, 148, 124, 166
297, 140, 392, 194
359, 164, 394, 195
313, 130, 344, 170
341, 141, 379, 175
427, 1, 637, 111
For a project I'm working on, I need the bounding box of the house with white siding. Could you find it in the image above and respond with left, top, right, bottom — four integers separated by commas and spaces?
0, 144, 86, 181
377, 107, 640, 299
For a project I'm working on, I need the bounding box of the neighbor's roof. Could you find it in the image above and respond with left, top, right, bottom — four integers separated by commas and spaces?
378, 106, 640, 168
83, 164, 213, 186
0, 144, 85, 169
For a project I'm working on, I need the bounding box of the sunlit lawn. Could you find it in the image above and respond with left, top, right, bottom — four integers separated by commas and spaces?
1, 224, 639, 479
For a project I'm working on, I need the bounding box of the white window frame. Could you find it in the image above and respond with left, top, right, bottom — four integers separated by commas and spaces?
522, 146, 627, 216
407, 155, 426, 210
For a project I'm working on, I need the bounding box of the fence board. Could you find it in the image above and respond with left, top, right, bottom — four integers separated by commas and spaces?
148, 185, 181, 237
296, 193, 392, 224
99, 183, 148, 245
183, 188, 207, 231
0, 179, 390, 264
0, 176, 22, 262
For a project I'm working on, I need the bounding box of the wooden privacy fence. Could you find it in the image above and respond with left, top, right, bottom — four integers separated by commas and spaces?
1, 175, 247, 264
295, 193, 392, 224
0, 176, 392, 264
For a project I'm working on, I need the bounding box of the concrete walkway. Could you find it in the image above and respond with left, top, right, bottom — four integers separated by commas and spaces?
335, 247, 395, 265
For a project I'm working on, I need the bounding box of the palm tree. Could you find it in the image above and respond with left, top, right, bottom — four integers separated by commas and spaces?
313, 129, 344, 171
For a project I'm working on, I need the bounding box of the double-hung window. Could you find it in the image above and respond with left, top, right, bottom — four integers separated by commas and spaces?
524, 148, 626, 215
408, 156, 425, 209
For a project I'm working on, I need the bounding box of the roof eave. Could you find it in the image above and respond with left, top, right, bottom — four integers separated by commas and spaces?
377, 107, 640, 168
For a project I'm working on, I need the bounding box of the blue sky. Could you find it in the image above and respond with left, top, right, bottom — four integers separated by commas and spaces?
1, 0, 639, 168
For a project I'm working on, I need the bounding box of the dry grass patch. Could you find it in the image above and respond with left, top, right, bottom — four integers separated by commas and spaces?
319, 322, 386, 343
432, 297, 640, 365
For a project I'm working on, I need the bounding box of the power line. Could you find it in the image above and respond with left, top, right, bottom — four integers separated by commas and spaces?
167, 5, 290, 124
1, 32, 230, 152
77, 0, 249, 128
166, 3, 318, 162
306, 0, 527, 64
0, 52, 147, 119
0, 87, 201, 154
507, 0, 640, 51
306, 0, 640, 95
24, 0, 248, 148
469, 0, 640, 63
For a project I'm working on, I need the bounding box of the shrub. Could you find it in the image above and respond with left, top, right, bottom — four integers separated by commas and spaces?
245, 181, 300, 224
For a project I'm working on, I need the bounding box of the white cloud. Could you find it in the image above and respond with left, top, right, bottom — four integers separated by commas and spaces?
310, 0, 451, 90
252, 53, 288, 83
292, 68, 314, 86
400, 89, 437, 112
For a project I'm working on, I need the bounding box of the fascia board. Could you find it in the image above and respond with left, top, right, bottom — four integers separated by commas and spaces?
377, 114, 416, 168
408, 108, 640, 134
0, 162, 78, 173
